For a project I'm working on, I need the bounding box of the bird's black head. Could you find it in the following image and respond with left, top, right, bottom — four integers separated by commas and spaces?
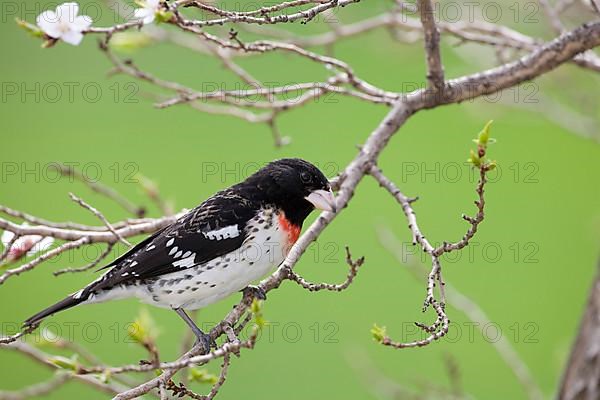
241, 158, 336, 226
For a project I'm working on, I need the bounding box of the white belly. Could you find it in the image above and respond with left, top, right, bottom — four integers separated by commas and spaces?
138, 209, 291, 309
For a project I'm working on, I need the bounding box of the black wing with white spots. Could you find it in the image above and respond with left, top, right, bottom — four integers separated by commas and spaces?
90, 189, 259, 292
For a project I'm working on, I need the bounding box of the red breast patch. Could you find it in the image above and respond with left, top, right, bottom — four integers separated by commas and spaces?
278, 213, 301, 251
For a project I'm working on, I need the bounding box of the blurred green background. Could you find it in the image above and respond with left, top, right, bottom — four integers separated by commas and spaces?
1, 0, 600, 399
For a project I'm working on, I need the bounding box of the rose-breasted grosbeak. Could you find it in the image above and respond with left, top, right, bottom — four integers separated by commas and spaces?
24, 158, 336, 353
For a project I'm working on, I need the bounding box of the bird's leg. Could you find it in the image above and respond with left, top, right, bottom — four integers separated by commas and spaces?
173, 308, 213, 355
241, 285, 267, 301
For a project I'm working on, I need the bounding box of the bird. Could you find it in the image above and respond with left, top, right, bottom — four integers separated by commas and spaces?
23, 158, 336, 353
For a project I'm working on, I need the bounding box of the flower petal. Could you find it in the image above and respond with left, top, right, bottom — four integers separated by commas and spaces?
7, 235, 40, 262
39, 236, 55, 250
36, 10, 61, 38
26, 236, 54, 256
133, 8, 150, 19
60, 29, 84, 45
73, 15, 92, 31
143, 13, 156, 24
133, 8, 154, 24
1, 229, 15, 247
36, 10, 58, 26
56, 2, 79, 22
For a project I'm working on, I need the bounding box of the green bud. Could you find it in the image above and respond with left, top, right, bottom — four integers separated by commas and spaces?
99, 371, 111, 383
49, 355, 78, 371
486, 160, 497, 171
250, 298, 267, 328
255, 315, 267, 328
188, 368, 218, 384
371, 324, 386, 343
128, 308, 158, 345
155, 10, 174, 23
110, 32, 153, 53
127, 320, 146, 344
478, 120, 493, 147
16, 18, 44, 38
467, 149, 481, 167
250, 298, 262, 314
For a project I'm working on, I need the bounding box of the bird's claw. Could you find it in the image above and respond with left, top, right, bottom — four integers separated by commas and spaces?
193, 332, 215, 355
242, 285, 267, 301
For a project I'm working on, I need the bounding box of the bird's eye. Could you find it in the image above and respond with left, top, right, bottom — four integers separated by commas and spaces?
300, 171, 312, 183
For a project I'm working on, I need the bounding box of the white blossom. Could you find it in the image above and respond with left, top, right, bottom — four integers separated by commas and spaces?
36, 2, 92, 46
1, 224, 54, 263
133, 0, 161, 25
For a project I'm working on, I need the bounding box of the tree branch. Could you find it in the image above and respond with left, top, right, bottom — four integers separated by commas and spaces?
6, 2, 600, 398
418, 0, 445, 91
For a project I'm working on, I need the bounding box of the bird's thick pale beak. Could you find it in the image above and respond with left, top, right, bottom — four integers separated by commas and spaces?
305, 189, 336, 212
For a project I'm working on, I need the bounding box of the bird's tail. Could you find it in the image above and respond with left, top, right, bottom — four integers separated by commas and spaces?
23, 291, 86, 328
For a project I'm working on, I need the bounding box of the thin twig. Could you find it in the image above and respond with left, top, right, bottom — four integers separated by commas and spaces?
0, 373, 70, 400
4, 341, 129, 394
379, 228, 544, 400
0, 238, 91, 286
69, 193, 132, 248
0, 323, 39, 345
53, 243, 114, 276
286, 246, 364, 292
53, 163, 145, 217
202, 352, 232, 400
